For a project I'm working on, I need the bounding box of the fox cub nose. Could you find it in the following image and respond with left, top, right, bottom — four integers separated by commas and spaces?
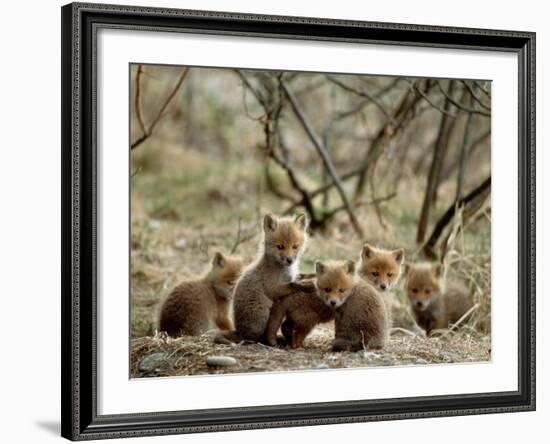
416, 301, 423, 307
285, 257, 294, 265
330, 300, 337, 306
380, 283, 387, 290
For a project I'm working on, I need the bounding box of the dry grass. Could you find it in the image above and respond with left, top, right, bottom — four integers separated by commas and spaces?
130, 324, 490, 378
129, 149, 491, 376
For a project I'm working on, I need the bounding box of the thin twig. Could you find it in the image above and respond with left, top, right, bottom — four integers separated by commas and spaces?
326, 75, 391, 119
131, 68, 190, 150
130, 165, 142, 178
134, 65, 147, 136
230, 218, 258, 254
437, 82, 491, 117
282, 80, 365, 239
460, 80, 491, 111
472, 81, 491, 99
442, 303, 480, 336
405, 79, 457, 118
323, 192, 397, 219
390, 327, 419, 337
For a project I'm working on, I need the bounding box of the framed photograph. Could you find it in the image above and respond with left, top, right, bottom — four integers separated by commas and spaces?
61, 2, 535, 440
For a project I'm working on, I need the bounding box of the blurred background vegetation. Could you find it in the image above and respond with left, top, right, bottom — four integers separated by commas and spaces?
130, 64, 491, 340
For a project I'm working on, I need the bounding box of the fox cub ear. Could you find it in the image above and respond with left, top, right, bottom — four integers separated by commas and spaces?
361, 243, 373, 259
315, 261, 326, 275
294, 213, 308, 230
345, 260, 356, 275
263, 214, 277, 232
393, 248, 405, 264
432, 263, 443, 277
212, 252, 226, 268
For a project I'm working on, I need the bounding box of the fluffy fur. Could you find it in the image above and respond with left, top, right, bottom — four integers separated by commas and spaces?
316, 260, 389, 352
358, 243, 405, 328
359, 243, 404, 293
215, 213, 310, 344
404, 262, 474, 334
264, 281, 335, 348
158, 252, 245, 337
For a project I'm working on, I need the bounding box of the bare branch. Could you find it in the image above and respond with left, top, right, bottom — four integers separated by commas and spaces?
460, 80, 491, 111
472, 80, 491, 99
264, 161, 299, 203
130, 165, 142, 178
134, 65, 147, 136
230, 218, 258, 254
437, 82, 491, 117
422, 176, 491, 259
405, 79, 456, 118
281, 80, 365, 239
235, 70, 269, 111
324, 192, 397, 219
354, 82, 424, 201
455, 95, 476, 200
442, 128, 491, 178
326, 75, 392, 119
416, 80, 457, 244
131, 68, 190, 150
272, 131, 318, 222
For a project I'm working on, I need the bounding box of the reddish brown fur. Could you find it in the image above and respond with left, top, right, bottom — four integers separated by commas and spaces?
215, 213, 309, 344
159, 252, 245, 337
316, 260, 389, 352
359, 243, 404, 293
404, 263, 474, 335
358, 243, 405, 328
265, 282, 335, 348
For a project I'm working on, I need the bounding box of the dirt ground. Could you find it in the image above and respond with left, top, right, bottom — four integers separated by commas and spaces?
130, 323, 491, 378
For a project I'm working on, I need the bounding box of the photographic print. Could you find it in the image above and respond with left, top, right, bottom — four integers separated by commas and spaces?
62, 4, 535, 438
129, 65, 492, 378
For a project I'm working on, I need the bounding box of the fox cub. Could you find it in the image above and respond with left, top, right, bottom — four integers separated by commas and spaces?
215, 213, 312, 344
316, 260, 389, 352
359, 243, 404, 293
264, 279, 335, 349
159, 252, 245, 337
404, 263, 474, 335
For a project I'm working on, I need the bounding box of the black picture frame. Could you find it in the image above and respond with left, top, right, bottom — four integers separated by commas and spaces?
61, 2, 536, 440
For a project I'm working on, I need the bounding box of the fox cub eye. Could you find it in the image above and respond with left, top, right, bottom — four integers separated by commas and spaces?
387, 272, 393, 278
276, 244, 284, 250
338, 288, 345, 293
292, 244, 299, 250
324, 288, 332, 293
372, 271, 380, 277
412, 288, 418, 294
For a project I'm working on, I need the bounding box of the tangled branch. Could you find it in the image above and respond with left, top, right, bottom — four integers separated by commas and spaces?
131, 66, 190, 150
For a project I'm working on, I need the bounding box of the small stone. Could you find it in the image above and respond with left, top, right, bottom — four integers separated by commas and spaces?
415, 358, 429, 365
207, 355, 237, 367
174, 238, 188, 249
362, 351, 380, 360
313, 363, 329, 370
138, 352, 168, 372
440, 351, 460, 361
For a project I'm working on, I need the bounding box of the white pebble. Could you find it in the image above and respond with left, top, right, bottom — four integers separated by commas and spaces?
174, 238, 188, 249
362, 351, 380, 360
313, 363, 329, 370
207, 355, 237, 367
